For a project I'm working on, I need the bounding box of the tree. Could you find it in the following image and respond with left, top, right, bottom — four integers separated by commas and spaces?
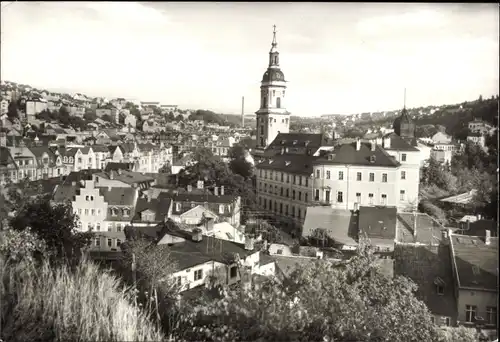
174, 114, 183, 122
83, 109, 97, 122
437, 326, 481, 342
228, 144, 253, 179
176, 245, 441, 342
35, 109, 53, 122
167, 112, 175, 121
7, 101, 19, 120
0, 227, 50, 263
101, 114, 113, 123
118, 112, 126, 125
9, 199, 93, 265
422, 156, 447, 189
58, 106, 71, 125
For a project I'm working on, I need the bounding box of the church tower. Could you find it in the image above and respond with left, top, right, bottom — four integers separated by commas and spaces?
255, 25, 290, 150
393, 89, 415, 140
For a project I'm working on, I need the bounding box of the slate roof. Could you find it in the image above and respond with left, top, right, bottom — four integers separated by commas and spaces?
302, 207, 358, 245
98, 187, 136, 206
382, 133, 420, 151
459, 220, 498, 238
315, 142, 401, 167
450, 234, 498, 291
394, 244, 457, 319
52, 184, 80, 202
256, 154, 316, 175
104, 162, 134, 172
132, 193, 172, 223
358, 206, 397, 241
96, 170, 154, 185
168, 192, 238, 204
159, 231, 258, 272
268, 133, 331, 149
273, 255, 317, 278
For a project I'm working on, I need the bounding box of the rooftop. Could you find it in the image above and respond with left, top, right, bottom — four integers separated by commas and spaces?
358, 206, 397, 241
396, 212, 444, 245
302, 207, 358, 246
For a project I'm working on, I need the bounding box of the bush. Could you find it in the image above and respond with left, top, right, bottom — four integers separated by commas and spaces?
0, 255, 165, 342
419, 200, 447, 225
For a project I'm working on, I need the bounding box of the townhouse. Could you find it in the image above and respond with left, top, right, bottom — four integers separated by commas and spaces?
468, 120, 495, 136
28, 146, 64, 179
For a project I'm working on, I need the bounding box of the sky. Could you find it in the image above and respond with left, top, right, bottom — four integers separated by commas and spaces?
1, 2, 498, 116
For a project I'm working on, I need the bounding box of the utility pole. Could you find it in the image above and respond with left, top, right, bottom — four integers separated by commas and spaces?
241, 96, 245, 128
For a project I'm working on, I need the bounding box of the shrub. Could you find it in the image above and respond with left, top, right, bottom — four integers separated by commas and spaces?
0, 255, 165, 342
419, 200, 448, 225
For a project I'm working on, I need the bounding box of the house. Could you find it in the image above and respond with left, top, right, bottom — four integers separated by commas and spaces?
0, 99, 8, 114
448, 231, 498, 328
7, 145, 37, 181
431, 132, 452, 144
467, 132, 486, 149
468, 120, 494, 136
142, 120, 162, 132
156, 224, 270, 292
96, 104, 119, 119
394, 242, 458, 327
0, 146, 18, 185
131, 193, 173, 227
28, 146, 64, 179
25, 98, 48, 117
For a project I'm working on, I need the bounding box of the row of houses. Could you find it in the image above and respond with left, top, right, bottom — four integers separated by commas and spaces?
0, 140, 172, 185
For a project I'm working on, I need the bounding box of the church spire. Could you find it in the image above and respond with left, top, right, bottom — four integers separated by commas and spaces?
269, 25, 279, 67
271, 25, 278, 50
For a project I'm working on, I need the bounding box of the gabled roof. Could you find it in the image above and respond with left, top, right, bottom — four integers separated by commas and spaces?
382, 133, 419, 151
268, 133, 331, 150
450, 234, 498, 291
104, 162, 134, 172
98, 187, 137, 206
358, 206, 397, 241
396, 212, 444, 245
169, 192, 239, 204
316, 141, 401, 167
302, 207, 358, 246
394, 244, 457, 319
132, 193, 172, 223
256, 154, 316, 175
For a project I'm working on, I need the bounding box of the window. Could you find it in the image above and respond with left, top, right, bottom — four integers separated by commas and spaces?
194, 269, 203, 281
280, 172, 284, 182
369, 173, 375, 182
316, 170, 320, 178
96, 222, 101, 231
368, 193, 374, 205
315, 189, 320, 201
440, 317, 450, 327
337, 191, 343, 203
338, 171, 344, 180
381, 194, 387, 205
176, 203, 181, 211
286, 174, 290, 183
305, 178, 309, 187
299, 176, 302, 186
436, 284, 444, 295
176, 276, 182, 287
402, 153, 407, 162
84, 209, 89, 216
325, 190, 331, 203
291, 206, 295, 217
107, 239, 112, 247
382, 173, 388, 183
293, 175, 297, 184
356, 192, 361, 203
356, 172, 362, 181
280, 187, 283, 196
326, 171, 331, 179
285, 205, 288, 215
276, 249, 283, 255
276, 97, 281, 108
400, 190, 405, 201
116, 239, 122, 247
292, 190, 296, 200
230, 266, 238, 278
91, 209, 95, 216
108, 224, 112, 232
298, 192, 302, 201
465, 305, 477, 323
219, 205, 225, 214
78, 209, 82, 215
95, 238, 100, 246
430, 316, 435, 324
116, 224, 122, 232
487, 307, 497, 325
305, 193, 308, 202
401, 171, 406, 180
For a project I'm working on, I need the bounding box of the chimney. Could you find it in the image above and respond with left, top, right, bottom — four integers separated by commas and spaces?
205, 217, 214, 233
413, 211, 418, 237
485, 230, 491, 245
220, 185, 225, 195
147, 194, 151, 202
371, 139, 376, 152
477, 214, 482, 221
187, 184, 192, 192
441, 229, 450, 245
355, 138, 361, 151
117, 168, 122, 175
109, 170, 114, 180
383, 137, 391, 149
244, 235, 254, 251
192, 228, 203, 242
214, 187, 219, 196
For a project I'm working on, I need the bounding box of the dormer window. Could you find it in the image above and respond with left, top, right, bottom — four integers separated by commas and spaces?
219, 204, 224, 214
64, 157, 68, 163
293, 140, 298, 145
285, 161, 291, 166
305, 140, 310, 147
369, 155, 376, 163
175, 203, 181, 211
434, 277, 445, 295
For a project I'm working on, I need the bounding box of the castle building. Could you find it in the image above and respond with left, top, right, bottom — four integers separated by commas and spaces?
253, 28, 421, 225
255, 26, 290, 152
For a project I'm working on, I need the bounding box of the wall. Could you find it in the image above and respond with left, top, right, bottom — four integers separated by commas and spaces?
457, 288, 498, 327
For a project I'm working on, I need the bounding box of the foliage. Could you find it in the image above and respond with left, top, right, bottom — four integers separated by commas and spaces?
174, 245, 440, 342
101, 114, 113, 123
35, 109, 56, 122
83, 109, 97, 122
189, 109, 227, 126
7, 100, 19, 119
437, 326, 480, 342
0, 255, 164, 342
9, 199, 93, 265
0, 228, 50, 263
421, 156, 448, 189
419, 200, 447, 224
166, 112, 176, 121
228, 144, 253, 179
57, 106, 71, 125
159, 161, 172, 174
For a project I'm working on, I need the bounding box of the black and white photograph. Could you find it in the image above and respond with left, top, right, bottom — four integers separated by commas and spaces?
0, 2, 498, 342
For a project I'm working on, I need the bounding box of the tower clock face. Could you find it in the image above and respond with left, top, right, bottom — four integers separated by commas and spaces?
275, 73, 281, 80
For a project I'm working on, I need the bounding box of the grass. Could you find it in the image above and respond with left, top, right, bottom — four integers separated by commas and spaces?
0, 255, 166, 342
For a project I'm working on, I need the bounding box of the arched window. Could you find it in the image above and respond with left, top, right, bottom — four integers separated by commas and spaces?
276, 97, 281, 108
96, 222, 101, 231
263, 97, 267, 107
274, 56, 278, 64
